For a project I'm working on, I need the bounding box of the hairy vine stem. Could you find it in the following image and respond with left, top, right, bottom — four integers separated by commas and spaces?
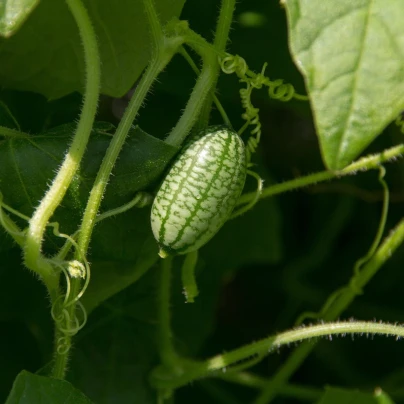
158, 257, 179, 368
254, 216, 404, 404
48, 0, 100, 378
237, 144, 404, 207
23, 0, 100, 300
152, 319, 404, 390
52, 0, 183, 380
197, 0, 236, 130
165, 39, 217, 146
150, 190, 404, 394
1, 0, 402, 395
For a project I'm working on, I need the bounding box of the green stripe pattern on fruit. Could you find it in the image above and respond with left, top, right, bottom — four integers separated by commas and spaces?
151, 126, 247, 258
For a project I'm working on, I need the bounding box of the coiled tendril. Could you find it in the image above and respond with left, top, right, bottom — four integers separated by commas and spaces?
0, 182, 154, 356
50, 258, 89, 349
0, 193, 90, 344
219, 54, 308, 163
0, 191, 153, 349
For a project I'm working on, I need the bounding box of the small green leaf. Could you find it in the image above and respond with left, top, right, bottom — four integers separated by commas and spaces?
315, 387, 396, 404
285, 0, 404, 169
6, 370, 93, 404
0, 0, 185, 99
0, 0, 39, 38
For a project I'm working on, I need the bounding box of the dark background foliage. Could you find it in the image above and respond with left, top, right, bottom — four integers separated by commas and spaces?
1, 0, 404, 403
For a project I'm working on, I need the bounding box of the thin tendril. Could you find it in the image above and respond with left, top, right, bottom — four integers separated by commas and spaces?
1, 200, 31, 221
95, 192, 152, 223
296, 165, 390, 325
221, 352, 267, 374
51, 260, 88, 339
219, 53, 308, 163
231, 169, 263, 219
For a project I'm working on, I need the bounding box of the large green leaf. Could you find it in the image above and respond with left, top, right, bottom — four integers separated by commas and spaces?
0, 99, 20, 129
6, 370, 93, 404
0, 0, 39, 38
285, 0, 404, 169
0, 0, 185, 99
0, 121, 178, 305
69, 269, 160, 404
0, 123, 178, 227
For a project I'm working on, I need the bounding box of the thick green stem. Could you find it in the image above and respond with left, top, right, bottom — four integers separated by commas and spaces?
213, 0, 236, 53
24, 0, 100, 294
52, 0, 181, 379
165, 50, 217, 146
144, 0, 165, 48
179, 47, 231, 126
163, 22, 228, 146
198, 0, 236, 128
152, 319, 404, 390
159, 257, 179, 368
76, 1, 181, 256
76, 56, 170, 255
52, 329, 70, 380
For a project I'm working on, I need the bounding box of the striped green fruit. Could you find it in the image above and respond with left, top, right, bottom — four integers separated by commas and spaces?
151, 126, 247, 258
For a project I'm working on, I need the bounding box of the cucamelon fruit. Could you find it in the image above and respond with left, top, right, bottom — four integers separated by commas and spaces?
151, 125, 247, 258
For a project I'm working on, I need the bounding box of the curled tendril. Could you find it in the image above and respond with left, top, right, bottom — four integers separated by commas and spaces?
231, 169, 263, 219
56, 336, 71, 355
219, 54, 306, 102
267, 79, 295, 101
51, 269, 88, 339
1, 191, 151, 342
220, 54, 247, 77
395, 112, 404, 134
48, 246, 90, 339
51, 295, 67, 323
239, 80, 261, 163
245, 129, 261, 164
47, 222, 91, 307
57, 301, 87, 335
219, 54, 308, 163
